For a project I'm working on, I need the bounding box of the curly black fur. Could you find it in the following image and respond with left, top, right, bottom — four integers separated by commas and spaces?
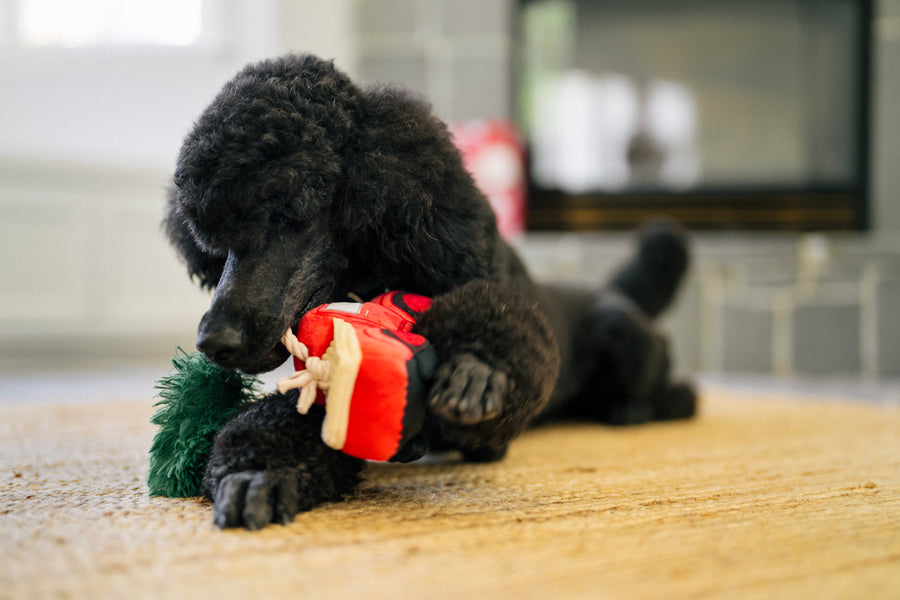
166, 53, 696, 529
415, 279, 560, 454
202, 396, 364, 530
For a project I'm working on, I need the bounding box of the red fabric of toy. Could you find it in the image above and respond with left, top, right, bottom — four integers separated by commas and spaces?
290, 292, 435, 461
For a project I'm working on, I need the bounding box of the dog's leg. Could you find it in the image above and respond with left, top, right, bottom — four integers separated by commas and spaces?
572, 290, 697, 424
414, 279, 561, 460
538, 219, 694, 424
203, 393, 364, 529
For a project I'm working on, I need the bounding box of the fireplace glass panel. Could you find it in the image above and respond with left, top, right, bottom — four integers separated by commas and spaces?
517, 0, 871, 230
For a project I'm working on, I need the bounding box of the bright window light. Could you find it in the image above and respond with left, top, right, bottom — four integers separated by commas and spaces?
18, 0, 203, 47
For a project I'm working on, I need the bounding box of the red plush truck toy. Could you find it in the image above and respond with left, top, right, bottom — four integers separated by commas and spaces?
277, 291, 437, 462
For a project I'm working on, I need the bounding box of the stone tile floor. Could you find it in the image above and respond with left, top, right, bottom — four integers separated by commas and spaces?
1, 359, 898, 406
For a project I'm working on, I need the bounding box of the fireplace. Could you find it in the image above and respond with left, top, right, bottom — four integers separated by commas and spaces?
516, 0, 873, 231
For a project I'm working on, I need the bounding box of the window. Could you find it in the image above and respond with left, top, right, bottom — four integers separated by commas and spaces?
7, 0, 203, 48
0, 0, 237, 167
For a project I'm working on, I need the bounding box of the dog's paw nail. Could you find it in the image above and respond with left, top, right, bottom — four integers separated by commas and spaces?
212, 468, 305, 530
428, 353, 506, 425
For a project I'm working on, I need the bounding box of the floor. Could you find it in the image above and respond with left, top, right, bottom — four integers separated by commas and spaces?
1, 366, 899, 599
0, 357, 297, 406
2, 359, 898, 406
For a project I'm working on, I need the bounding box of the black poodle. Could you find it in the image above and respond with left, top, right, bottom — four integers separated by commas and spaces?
165, 53, 695, 529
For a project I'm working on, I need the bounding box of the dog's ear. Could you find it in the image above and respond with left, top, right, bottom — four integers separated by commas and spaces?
340, 83, 496, 287
164, 186, 225, 290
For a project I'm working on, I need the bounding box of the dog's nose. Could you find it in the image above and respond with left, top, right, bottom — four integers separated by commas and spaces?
197, 325, 244, 364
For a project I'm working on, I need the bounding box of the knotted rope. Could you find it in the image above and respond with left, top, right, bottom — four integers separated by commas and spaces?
277, 328, 332, 414
275, 319, 363, 451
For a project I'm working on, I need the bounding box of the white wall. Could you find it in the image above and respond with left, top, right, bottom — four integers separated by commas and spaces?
0, 0, 356, 368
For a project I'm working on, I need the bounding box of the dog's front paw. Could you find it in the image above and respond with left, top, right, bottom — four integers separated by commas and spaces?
213, 468, 308, 530
428, 353, 507, 425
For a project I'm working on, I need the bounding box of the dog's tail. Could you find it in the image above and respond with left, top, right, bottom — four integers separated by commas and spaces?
609, 219, 690, 319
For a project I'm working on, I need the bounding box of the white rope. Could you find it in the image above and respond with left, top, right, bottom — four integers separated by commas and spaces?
277, 329, 332, 414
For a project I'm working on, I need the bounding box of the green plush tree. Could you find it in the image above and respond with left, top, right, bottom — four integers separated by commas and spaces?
148, 349, 259, 497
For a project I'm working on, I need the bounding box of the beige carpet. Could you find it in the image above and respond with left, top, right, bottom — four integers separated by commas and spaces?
1, 385, 898, 600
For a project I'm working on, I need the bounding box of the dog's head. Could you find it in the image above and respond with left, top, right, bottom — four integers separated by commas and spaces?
166, 54, 360, 373
166, 53, 495, 374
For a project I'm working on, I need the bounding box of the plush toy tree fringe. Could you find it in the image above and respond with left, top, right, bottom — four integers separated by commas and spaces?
148, 348, 259, 497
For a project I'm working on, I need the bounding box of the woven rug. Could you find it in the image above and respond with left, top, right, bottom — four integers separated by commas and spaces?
2, 385, 898, 599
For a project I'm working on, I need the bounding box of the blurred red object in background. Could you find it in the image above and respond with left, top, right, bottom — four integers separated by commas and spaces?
450, 120, 526, 241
